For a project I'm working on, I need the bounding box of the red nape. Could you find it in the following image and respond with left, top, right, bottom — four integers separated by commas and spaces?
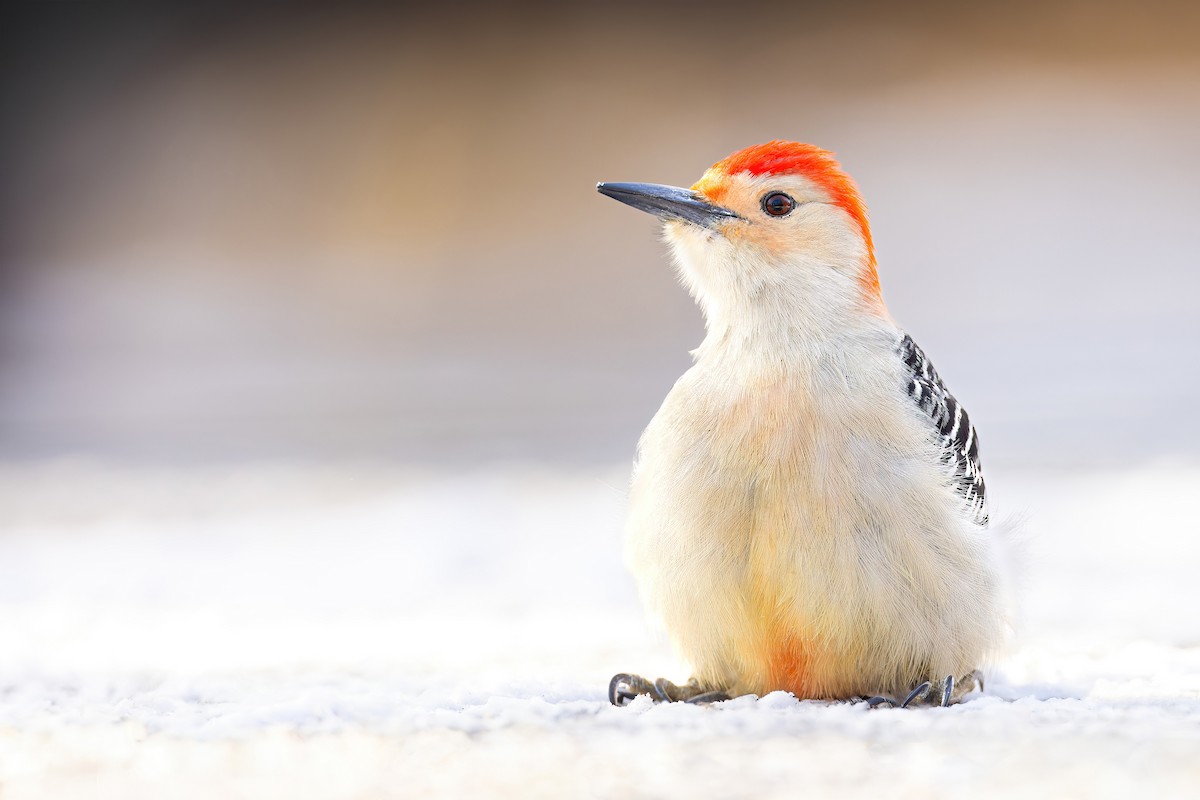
712, 140, 876, 277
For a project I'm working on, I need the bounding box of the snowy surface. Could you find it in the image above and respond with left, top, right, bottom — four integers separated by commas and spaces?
1, 460, 1199, 799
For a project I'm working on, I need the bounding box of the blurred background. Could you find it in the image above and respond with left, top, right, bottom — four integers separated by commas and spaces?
2, 4, 1199, 794
3, 0, 1198, 468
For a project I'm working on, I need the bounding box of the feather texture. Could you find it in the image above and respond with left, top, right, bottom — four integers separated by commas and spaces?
898, 334, 988, 525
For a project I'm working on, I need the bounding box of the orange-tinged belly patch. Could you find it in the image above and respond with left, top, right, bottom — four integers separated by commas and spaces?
766, 633, 815, 698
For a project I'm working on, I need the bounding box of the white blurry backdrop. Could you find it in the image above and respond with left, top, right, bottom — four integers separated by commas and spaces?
1, 2, 1199, 798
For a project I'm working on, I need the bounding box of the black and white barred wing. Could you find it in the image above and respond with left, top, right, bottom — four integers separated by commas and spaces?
898, 333, 988, 525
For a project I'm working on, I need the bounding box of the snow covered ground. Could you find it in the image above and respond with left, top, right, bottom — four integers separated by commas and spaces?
1, 460, 1198, 799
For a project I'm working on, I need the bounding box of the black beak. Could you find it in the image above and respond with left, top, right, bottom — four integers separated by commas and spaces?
596, 182, 741, 228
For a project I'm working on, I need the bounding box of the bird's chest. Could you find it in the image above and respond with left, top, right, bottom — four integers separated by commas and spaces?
638, 367, 896, 515
628, 361, 924, 599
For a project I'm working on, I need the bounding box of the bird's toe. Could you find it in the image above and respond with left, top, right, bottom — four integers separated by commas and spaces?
608, 673, 655, 706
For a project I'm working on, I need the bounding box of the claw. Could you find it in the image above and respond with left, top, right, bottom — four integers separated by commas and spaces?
652, 677, 678, 702
610, 673, 729, 706
900, 681, 932, 708
608, 673, 654, 707
867, 671, 974, 710
654, 677, 716, 702
686, 691, 731, 704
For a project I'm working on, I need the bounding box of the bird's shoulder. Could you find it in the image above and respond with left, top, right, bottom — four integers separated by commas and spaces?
897, 332, 988, 525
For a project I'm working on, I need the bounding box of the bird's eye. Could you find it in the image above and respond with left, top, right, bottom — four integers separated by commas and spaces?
761, 192, 796, 217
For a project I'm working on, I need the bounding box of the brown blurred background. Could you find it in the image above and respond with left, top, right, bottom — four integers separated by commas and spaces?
3, 1, 1198, 466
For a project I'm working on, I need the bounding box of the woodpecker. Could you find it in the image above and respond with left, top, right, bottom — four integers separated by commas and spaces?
597, 141, 1003, 708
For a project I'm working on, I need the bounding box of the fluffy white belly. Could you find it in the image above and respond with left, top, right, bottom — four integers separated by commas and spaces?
626, 363, 1003, 699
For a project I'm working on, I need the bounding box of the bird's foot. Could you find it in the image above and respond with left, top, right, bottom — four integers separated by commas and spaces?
608, 673, 731, 706
864, 670, 984, 709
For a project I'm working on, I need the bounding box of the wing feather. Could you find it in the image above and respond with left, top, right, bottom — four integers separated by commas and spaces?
898, 333, 988, 525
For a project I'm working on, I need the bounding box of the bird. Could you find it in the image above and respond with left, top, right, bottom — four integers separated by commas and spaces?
596, 141, 1004, 708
